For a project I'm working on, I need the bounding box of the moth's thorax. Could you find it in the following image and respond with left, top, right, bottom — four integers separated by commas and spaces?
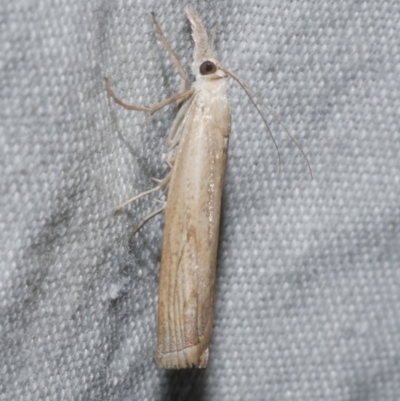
193, 76, 229, 97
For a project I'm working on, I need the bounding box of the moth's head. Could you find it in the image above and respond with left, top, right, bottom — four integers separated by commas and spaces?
197, 59, 226, 80
186, 7, 226, 80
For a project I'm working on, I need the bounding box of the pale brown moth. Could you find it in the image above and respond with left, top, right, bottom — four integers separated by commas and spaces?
106, 8, 311, 369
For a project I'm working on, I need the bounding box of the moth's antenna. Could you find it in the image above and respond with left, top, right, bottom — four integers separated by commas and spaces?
221, 66, 282, 174
220, 66, 313, 179
245, 85, 313, 180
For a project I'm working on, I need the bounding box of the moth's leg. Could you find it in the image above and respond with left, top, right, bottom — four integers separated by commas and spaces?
116, 170, 172, 213
151, 171, 171, 190
115, 186, 160, 213
151, 12, 188, 92
165, 152, 175, 169
167, 95, 194, 146
129, 205, 165, 241
105, 78, 194, 114
158, 170, 171, 191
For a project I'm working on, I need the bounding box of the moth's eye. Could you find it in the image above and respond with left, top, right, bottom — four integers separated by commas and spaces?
199, 61, 217, 75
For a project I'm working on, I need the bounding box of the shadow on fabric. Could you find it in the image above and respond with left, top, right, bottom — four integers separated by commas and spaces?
160, 368, 206, 401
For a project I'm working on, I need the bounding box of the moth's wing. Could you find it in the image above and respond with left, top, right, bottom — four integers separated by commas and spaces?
156, 85, 231, 368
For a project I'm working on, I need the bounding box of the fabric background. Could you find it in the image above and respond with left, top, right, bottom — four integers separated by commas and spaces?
1, 0, 399, 400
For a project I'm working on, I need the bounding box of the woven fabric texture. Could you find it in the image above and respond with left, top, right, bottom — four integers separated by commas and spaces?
1, 0, 400, 400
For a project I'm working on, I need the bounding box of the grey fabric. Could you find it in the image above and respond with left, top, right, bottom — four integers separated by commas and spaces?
1, 0, 400, 400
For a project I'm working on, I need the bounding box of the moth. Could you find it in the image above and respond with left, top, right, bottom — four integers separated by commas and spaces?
106, 8, 311, 369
